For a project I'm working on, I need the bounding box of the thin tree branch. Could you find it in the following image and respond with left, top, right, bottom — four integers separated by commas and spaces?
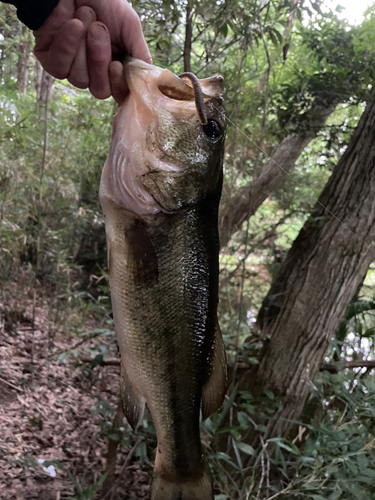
183, 2, 193, 72
321, 360, 375, 373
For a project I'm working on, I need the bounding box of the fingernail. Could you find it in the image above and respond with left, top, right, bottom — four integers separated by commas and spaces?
84, 7, 97, 25
90, 23, 109, 43
87, 7, 96, 24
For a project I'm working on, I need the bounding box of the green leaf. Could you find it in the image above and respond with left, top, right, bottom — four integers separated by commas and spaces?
345, 459, 358, 475
215, 452, 239, 470
355, 476, 373, 484
255, 424, 267, 433
357, 454, 369, 470
213, 385, 238, 431
108, 433, 120, 442
237, 411, 249, 427
264, 389, 275, 400
361, 468, 375, 478
328, 491, 341, 500
219, 23, 228, 38
363, 328, 375, 338
134, 441, 147, 466
267, 438, 300, 455
236, 442, 255, 456
232, 440, 243, 470
90, 354, 103, 368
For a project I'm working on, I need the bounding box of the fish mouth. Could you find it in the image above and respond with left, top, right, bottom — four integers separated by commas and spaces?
123, 57, 224, 122
123, 57, 195, 100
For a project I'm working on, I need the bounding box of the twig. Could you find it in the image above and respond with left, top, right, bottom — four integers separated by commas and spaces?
267, 484, 294, 500
105, 438, 142, 500
321, 359, 375, 372
0, 376, 23, 393
101, 399, 124, 497
49, 331, 108, 358
256, 445, 265, 500
79, 356, 120, 366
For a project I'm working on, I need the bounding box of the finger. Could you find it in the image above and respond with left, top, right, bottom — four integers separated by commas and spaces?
87, 22, 112, 100
109, 61, 129, 105
121, 8, 152, 64
36, 18, 85, 79
33, 0, 76, 52
68, 7, 97, 89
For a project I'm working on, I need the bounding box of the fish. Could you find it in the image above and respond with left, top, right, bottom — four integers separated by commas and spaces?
99, 58, 227, 500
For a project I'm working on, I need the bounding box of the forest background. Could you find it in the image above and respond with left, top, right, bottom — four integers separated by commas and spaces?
1, 0, 375, 499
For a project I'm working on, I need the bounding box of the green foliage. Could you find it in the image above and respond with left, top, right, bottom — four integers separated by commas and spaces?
285, 372, 375, 500
200, 370, 375, 499
274, 15, 374, 134
66, 472, 108, 500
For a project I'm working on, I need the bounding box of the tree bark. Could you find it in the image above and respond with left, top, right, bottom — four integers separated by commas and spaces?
248, 101, 375, 443
37, 69, 54, 102
34, 58, 42, 95
16, 26, 31, 93
219, 101, 339, 248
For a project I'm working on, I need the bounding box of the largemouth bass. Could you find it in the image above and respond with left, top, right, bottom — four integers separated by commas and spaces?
100, 58, 227, 500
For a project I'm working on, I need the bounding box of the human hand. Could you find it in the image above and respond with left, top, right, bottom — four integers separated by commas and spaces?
33, 0, 151, 103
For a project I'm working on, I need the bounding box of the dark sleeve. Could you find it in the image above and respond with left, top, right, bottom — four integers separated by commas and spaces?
2, 0, 60, 30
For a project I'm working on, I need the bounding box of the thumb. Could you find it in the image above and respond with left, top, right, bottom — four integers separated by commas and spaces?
119, 7, 152, 64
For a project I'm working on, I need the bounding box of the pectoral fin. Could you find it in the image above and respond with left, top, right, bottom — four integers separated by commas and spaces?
202, 322, 227, 419
120, 363, 145, 429
124, 218, 158, 287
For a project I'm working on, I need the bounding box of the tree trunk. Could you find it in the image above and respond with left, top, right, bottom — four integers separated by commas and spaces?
16, 26, 31, 93
0, 44, 4, 83
34, 58, 42, 96
183, 3, 193, 73
219, 101, 339, 248
38, 69, 54, 102
248, 101, 375, 443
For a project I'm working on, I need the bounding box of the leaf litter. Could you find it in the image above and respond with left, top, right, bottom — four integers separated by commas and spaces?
0, 292, 152, 500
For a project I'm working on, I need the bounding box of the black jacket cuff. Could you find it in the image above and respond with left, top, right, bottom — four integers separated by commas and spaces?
3, 0, 60, 30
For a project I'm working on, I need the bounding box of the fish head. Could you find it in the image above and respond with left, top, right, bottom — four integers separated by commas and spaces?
101, 58, 226, 214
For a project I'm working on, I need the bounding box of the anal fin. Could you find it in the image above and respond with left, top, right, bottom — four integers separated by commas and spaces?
120, 363, 145, 429
202, 321, 227, 420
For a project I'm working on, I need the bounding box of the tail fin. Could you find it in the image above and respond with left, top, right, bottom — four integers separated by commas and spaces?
151, 466, 213, 500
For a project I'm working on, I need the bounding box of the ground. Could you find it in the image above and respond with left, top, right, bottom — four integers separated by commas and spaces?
0, 291, 152, 500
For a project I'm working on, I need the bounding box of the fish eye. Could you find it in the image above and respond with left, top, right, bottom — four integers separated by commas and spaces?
203, 120, 222, 141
